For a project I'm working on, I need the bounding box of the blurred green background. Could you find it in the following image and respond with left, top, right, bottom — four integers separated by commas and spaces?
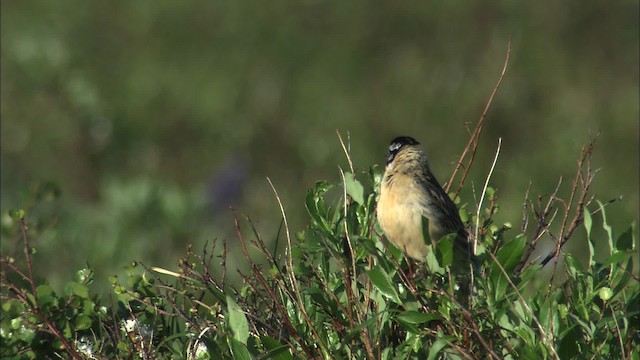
2, 1, 638, 291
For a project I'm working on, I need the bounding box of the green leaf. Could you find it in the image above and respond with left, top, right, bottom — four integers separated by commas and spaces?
305, 182, 333, 233
367, 265, 401, 304
343, 313, 388, 344
539, 296, 559, 336
601, 250, 635, 267
459, 207, 469, 223
611, 257, 633, 298
568, 313, 595, 338
493, 234, 526, 273
486, 186, 496, 199
297, 231, 326, 252
518, 264, 542, 290
597, 200, 614, 254
65, 282, 89, 299
436, 234, 454, 268
11, 317, 22, 330
489, 235, 526, 300
421, 217, 444, 274
558, 325, 580, 360
557, 304, 569, 319
16, 325, 35, 343
227, 296, 249, 345
616, 222, 636, 251
565, 253, 584, 278
74, 314, 92, 330
396, 311, 442, 324
230, 338, 252, 360
344, 171, 364, 204
425, 247, 444, 275
517, 343, 543, 359
8, 209, 25, 220
584, 207, 594, 266
36, 284, 55, 306
76, 268, 94, 285
261, 336, 292, 360
427, 337, 455, 360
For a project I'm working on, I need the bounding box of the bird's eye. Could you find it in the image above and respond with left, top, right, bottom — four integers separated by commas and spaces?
388, 142, 403, 153
387, 143, 403, 164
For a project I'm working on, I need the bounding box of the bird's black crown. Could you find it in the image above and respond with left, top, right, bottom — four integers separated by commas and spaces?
387, 136, 420, 164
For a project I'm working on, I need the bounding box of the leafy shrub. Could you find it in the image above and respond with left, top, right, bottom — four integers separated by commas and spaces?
1, 138, 638, 358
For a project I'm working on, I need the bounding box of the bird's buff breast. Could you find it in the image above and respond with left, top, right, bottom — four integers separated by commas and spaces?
377, 183, 431, 260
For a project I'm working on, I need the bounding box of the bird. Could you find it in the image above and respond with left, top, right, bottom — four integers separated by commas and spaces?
376, 136, 472, 270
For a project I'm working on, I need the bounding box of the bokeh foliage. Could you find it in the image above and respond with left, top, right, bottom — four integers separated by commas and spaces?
1, 1, 638, 289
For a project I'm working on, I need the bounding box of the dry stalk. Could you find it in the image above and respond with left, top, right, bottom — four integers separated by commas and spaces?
446, 41, 511, 197
266, 178, 332, 358
233, 212, 315, 357
337, 167, 377, 359
474, 137, 502, 254
515, 177, 563, 275
540, 140, 595, 267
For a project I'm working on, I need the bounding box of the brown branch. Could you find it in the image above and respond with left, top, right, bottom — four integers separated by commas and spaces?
446, 40, 511, 196
233, 213, 315, 358
520, 181, 532, 233
540, 140, 595, 267
425, 288, 501, 360
266, 178, 332, 358
515, 177, 563, 275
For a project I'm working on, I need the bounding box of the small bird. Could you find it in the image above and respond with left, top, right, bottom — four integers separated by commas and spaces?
377, 136, 472, 269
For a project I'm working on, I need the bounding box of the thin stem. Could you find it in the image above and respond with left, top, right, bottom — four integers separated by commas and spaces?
267, 177, 332, 359
446, 40, 511, 196
474, 137, 502, 253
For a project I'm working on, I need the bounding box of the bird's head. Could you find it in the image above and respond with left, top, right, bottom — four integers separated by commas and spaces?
386, 136, 421, 166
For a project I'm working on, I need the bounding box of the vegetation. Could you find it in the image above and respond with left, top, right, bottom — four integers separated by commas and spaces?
2, 130, 638, 358
2, 1, 638, 290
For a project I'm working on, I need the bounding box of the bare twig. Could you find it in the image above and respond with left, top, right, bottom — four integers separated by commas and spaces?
337, 130, 355, 174
520, 181, 532, 233
233, 211, 314, 357
515, 177, 563, 275
540, 140, 595, 267
267, 178, 332, 358
475, 137, 502, 253
446, 40, 511, 196
609, 303, 626, 359
338, 168, 359, 288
